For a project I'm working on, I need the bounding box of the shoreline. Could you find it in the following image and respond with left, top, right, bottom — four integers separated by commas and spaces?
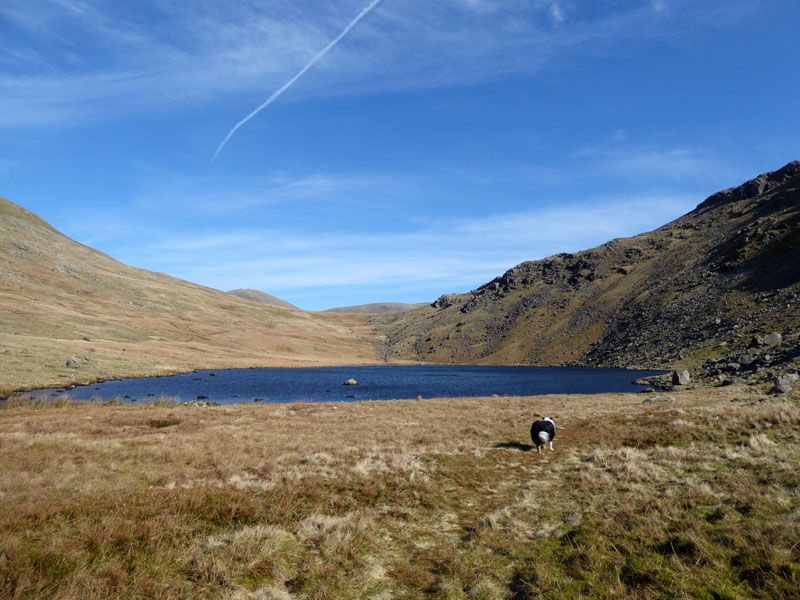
6, 363, 674, 407
3, 359, 676, 398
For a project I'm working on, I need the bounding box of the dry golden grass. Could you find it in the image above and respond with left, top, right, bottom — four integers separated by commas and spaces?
1, 197, 384, 394
1, 386, 799, 599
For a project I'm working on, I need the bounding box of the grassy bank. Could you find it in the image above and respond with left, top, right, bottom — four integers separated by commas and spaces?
1, 387, 798, 599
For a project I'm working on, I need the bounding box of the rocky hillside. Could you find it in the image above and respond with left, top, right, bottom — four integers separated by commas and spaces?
374, 162, 800, 386
0, 198, 378, 393
227, 289, 299, 310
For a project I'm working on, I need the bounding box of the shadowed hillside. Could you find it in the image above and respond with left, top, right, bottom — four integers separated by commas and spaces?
0, 198, 378, 393
374, 162, 800, 383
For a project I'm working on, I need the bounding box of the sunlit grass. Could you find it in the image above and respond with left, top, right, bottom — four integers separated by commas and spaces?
1, 387, 798, 598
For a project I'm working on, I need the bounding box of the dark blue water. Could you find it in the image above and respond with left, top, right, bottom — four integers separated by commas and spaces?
30, 366, 665, 405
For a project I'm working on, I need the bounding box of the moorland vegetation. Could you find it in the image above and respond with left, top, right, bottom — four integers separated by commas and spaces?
1, 387, 798, 599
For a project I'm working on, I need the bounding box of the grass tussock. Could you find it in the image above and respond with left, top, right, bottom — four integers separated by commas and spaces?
0, 386, 798, 598
2, 393, 74, 409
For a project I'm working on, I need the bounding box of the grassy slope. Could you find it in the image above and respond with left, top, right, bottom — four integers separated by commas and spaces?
0, 198, 379, 393
1, 387, 798, 599
374, 162, 800, 375
226, 289, 300, 310
324, 303, 429, 314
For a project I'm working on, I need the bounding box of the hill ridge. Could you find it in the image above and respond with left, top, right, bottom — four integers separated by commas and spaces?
324, 302, 428, 314
226, 289, 299, 310
0, 197, 378, 393
375, 161, 800, 386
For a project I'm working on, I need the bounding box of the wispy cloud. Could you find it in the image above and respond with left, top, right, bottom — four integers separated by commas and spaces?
548, 2, 566, 24
573, 138, 737, 186
123, 166, 399, 216
599, 149, 721, 180
0, 0, 764, 130
213, 0, 384, 160
65, 190, 698, 309
651, 0, 669, 14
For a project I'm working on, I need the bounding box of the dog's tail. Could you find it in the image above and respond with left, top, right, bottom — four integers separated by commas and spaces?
538, 430, 552, 444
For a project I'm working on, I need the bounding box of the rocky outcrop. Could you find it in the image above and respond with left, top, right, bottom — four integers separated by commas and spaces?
376, 161, 800, 377
772, 373, 798, 394
695, 161, 800, 213
432, 294, 460, 309
672, 370, 691, 386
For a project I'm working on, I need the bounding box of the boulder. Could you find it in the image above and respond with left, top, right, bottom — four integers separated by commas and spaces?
740, 353, 756, 366
672, 369, 691, 386
764, 332, 782, 346
344, 379, 358, 386
182, 400, 220, 407
772, 382, 792, 395
66, 356, 83, 369
643, 396, 678, 404
633, 374, 672, 389
774, 374, 798, 393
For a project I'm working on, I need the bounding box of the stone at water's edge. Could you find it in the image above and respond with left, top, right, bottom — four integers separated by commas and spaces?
672, 369, 691, 386
66, 356, 82, 369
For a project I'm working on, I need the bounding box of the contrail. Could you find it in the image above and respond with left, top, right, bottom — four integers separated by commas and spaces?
212, 0, 384, 162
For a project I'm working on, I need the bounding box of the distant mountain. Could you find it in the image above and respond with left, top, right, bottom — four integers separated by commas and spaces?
227, 289, 299, 310
0, 198, 377, 393
375, 162, 800, 385
325, 302, 428, 314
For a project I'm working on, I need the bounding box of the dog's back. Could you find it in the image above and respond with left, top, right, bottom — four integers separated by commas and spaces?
530, 417, 556, 452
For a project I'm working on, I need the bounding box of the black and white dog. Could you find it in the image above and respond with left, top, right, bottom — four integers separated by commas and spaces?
530, 417, 556, 453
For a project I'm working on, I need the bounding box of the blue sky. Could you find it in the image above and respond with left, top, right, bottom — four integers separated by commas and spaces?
1, 0, 798, 311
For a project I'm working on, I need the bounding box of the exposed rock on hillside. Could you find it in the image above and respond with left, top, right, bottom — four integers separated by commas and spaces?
66, 356, 83, 369
374, 161, 800, 382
